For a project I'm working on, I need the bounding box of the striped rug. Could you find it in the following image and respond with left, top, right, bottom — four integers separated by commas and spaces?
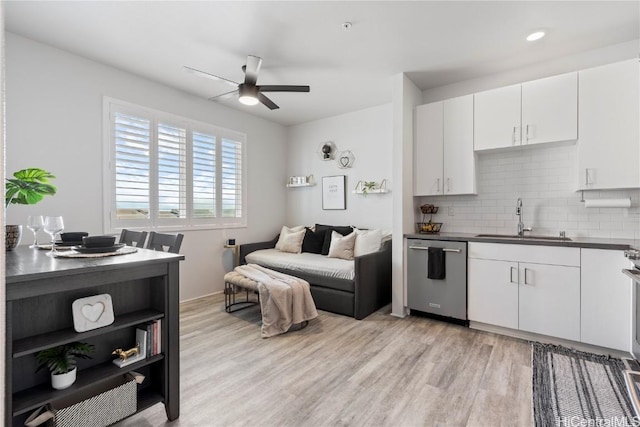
532, 342, 636, 426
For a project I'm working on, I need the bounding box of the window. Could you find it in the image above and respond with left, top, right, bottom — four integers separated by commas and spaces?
104, 98, 246, 231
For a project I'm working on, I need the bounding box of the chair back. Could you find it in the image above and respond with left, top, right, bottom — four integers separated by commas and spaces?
119, 229, 148, 248
146, 231, 184, 254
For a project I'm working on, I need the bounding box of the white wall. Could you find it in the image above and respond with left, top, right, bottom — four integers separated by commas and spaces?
391, 73, 422, 318
5, 33, 288, 301
285, 103, 393, 230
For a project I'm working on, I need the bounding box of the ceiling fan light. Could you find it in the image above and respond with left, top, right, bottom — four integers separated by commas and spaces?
239, 95, 259, 106
238, 83, 259, 106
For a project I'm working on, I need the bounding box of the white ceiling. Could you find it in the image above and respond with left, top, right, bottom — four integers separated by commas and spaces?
4, 1, 639, 126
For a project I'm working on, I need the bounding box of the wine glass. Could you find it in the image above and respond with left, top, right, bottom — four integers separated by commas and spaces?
43, 216, 64, 256
26, 215, 44, 248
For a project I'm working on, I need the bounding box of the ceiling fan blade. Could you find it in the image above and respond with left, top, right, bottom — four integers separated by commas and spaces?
183, 66, 239, 87
258, 93, 279, 110
243, 55, 262, 86
208, 89, 239, 101
259, 85, 310, 93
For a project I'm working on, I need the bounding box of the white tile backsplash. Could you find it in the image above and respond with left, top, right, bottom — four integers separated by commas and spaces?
417, 144, 640, 239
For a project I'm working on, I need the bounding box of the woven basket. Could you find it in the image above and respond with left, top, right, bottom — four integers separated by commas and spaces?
26, 374, 138, 427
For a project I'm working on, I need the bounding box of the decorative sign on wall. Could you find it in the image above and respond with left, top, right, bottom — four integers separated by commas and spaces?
72, 294, 115, 332
317, 141, 337, 161
336, 150, 355, 169
322, 175, 346, 210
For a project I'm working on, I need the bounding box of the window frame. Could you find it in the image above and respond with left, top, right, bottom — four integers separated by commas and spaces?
103, 97, 247, 233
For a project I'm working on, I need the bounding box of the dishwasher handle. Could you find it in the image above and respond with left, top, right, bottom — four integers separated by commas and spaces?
408, 246, 462, 253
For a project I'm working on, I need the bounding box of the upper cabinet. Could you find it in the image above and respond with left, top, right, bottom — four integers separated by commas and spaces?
474, 72, 578, 151
473, 84, 521, 150
576, 59, 640, 190
414, 95, 476, 196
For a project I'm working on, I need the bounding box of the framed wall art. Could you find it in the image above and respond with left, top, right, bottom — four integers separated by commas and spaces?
322, 175, 346, 210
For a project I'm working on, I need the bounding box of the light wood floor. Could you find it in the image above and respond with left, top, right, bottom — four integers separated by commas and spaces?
119, 293, 532, 427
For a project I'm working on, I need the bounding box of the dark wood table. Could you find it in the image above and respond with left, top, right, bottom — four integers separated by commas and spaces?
5, 246, 184, 426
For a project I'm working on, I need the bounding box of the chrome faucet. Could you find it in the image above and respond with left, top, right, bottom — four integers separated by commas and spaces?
516, 198, 532, 237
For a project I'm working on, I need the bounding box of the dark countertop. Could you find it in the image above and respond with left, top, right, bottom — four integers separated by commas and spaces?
6, 246, 184, 283
405, 232, 639, 251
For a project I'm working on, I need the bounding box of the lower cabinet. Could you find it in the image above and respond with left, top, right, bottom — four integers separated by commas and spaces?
468, 243, 580, 342
580, 248, 632, 352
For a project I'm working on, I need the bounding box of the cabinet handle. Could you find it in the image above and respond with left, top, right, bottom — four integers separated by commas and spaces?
447, 178, 451, 192
510, 266, 517, 284
436, 178, 440, 193
523, 268, 531, 285
585, 168, 591, 185
512, 126, 516, 145
525, 124, 530, 143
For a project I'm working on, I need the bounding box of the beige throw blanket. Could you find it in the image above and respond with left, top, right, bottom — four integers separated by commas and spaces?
234, 264, 318, 338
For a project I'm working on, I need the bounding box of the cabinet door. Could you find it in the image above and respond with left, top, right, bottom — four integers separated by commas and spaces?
577, 60, 640, 190
444, 95, 476, 195
414, 102, 443, 196
518, 263, 580, 341
468, 258, 518, 329
581, 249, 632, 351
521, 72, 578, 146
473, 84, 521, 151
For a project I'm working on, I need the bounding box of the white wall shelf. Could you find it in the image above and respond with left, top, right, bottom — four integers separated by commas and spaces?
353, 179, 389, 195
286, 182, 315, 188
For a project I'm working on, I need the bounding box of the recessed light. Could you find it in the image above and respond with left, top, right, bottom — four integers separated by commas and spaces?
341, 22, 352, 30
526, 31, 546, 42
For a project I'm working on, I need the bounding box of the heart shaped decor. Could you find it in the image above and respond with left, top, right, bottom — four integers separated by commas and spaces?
340, 156, 350, 167
81, 302, 105, 322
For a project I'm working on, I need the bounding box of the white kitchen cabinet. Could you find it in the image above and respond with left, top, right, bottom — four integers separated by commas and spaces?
414, 102, 443, 196
468, 258, 518, 329
414, 95, 475, 196
577, 59, 640, 190
518, 262, 580, 341
474, 73, 577, 151
521, 72, 577, 146
468, 242, 580, 342
443, 95, 476, 194
581, 248, 632, 351
473, 84, 521, 150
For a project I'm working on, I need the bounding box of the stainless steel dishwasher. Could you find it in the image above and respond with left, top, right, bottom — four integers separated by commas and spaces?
407, 238, 467, 323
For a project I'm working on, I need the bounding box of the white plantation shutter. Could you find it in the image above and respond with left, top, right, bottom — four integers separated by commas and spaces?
113, 112, 151, 221
105, 98, 246, 231
192, 131, 216, 218
157, 123, 187, 220
220, 138, 243, 219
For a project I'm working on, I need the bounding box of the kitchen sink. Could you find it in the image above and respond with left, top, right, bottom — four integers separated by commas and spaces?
475, 234, 572, 241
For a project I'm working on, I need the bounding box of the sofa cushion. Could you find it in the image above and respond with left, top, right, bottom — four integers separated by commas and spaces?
354, 228, 382, 257
328, 230, 356, 260
301, 227, 326, 254
278, 229, 305, 253
275, 225, 305, 251
315, 224, 354, 255
245, 249, 355, 281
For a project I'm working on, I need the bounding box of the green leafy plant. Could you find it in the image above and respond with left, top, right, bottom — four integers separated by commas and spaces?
5, 168, 57, 208
362, 181, 377, 196
35, 342, 95, 375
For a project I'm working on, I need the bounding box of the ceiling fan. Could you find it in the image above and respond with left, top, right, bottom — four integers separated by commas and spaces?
184, 55, 310, 110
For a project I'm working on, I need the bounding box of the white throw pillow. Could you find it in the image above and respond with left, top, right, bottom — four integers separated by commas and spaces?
278, 229, 306, 253
354, 228, 382, 257
275, 225, 305, 251
327, 230, 356, 260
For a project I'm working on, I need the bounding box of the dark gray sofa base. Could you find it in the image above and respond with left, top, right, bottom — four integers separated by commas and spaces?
239, 237, 392, 320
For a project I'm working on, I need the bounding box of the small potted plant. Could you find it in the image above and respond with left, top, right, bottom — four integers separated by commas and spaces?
362, 181, 377, 197
5, 168, 57, 250
35, 342, 94, 390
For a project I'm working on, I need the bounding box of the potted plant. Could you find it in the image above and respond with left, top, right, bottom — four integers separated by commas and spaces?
362, 181, 377, 196
5, 168, 57, 250
35, 342, 94, 390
